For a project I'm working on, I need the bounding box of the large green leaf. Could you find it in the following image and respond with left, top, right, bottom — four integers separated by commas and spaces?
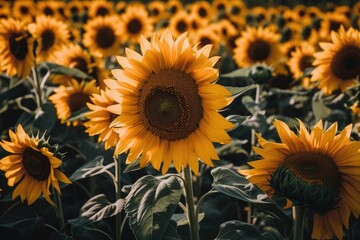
215, 220, 263, 240
74, 194, 124, 225
0, 214, 44, 232
125, 175, 182, 240
211, 167, 273, 204
224, 85, 255, 99
221, 68, 251, 78
312, 91, 332, 122
161, 220, 182, 240
40, 62, 92, 80
69, 156, 115, 181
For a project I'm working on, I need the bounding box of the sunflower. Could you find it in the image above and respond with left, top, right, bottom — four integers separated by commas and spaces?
12, 0, 35, 24
84, 90, 119, 150
248, 6, 268, 26
166, 0, 183, 15
0, 18, 34, 78
0, 124, 71, 205
83, 15, 122, 57
49, 80, 99, 127
212, 19, 238, 45
227, 0, 247, 20
28, 15, 70, 62
239, 119, 360, 239
52, 44, 105, 87
105, 29, 234, 174
115, 1, 127, 14
353, 1, 360, 16
189, 1, 213, 22
169, 10, 190, 38
287, 44, 315, 89
148, 1, 167, 23
233, 27, 282, 68
311, 27, 360, 95
37, 1, 59, 18
88, 0, 114, 18
188, 13, 208, 34
0, 7, 10, 20
212, 0, 229, 14
65, 1, 85, 19
191, 27, 221, 55
319, 13, 349, 41
306, 6, 323, 20
119, 5, 153, 46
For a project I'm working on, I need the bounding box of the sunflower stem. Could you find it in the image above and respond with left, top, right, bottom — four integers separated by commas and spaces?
183, 166, 199, 240
250, 84, 261, 156
114, 154, 123, 240
53, 188, 65, 232
292, 205, 307, 240
31, 66, 44, 113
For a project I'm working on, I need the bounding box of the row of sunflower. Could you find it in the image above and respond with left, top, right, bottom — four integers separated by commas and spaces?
0, 0, 359, 240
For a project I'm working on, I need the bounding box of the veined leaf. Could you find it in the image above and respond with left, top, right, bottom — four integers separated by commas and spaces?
75, 194, 124, 225
41, 62, 92, 80
125, 175, 182, 240
215, 220, 263, 240
69, 156, 115, 181
211, 167, 273, 204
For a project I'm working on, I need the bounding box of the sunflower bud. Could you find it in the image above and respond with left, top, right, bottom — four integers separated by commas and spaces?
249, 64, 273, 84
270, 165, 340, 214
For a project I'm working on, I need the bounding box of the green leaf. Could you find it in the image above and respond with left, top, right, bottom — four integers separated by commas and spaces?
75, 194, 124, 225
125, 175, 182, 240
226, 115, 250, 128
211, 167, 273, 204
0, 214, 44, 232
171, 212, 205, 226
215, 220, 263, 240
41, 62, 92, 80
123, 157, 142, 173
65, 107, 89, 123
312, 91, 332, 122
33, 103, 57, 133
161, 220, 181, 240
225, 85, 255, 99
69, 156, 115, 181
221, 68, 250, 78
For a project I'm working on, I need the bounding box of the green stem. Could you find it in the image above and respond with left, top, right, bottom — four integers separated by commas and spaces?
115, 155, 123, 240
293, 205, 307, 240
31, 66, 43, 113
183, 166, 199, 240
53, 188, 65, 232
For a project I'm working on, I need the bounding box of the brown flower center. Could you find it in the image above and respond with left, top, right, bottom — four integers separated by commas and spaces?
198, 7, 207, 18
96, 6, 109, 16
23, 148, 51, 180
139, 70, 203, 140
20, 6, 29, 14
41, 29, 55, 52
127, 18, 142, 35
329, 20, 341, 31
331, 45, 360, 80
176, 20, 187, 33
70, 57, 89, 74
9, 33, 28, 60
68, 92, 90, 112
216, 3, 225, 11
95, 26, 115, 49
299, 55, 313, 72
43, 6, 54, 16
247, 39, 271, 61
282, 152, 340, 187
200, 36, 212, 47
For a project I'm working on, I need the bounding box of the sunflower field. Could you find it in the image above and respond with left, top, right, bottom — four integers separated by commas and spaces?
1, 0, 360, 239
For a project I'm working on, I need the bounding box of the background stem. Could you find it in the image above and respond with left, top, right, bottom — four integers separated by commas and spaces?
183, 166, 199, 240
293, 205, 307, 240
115, 155, 123, 240
53, 188, 65, 232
